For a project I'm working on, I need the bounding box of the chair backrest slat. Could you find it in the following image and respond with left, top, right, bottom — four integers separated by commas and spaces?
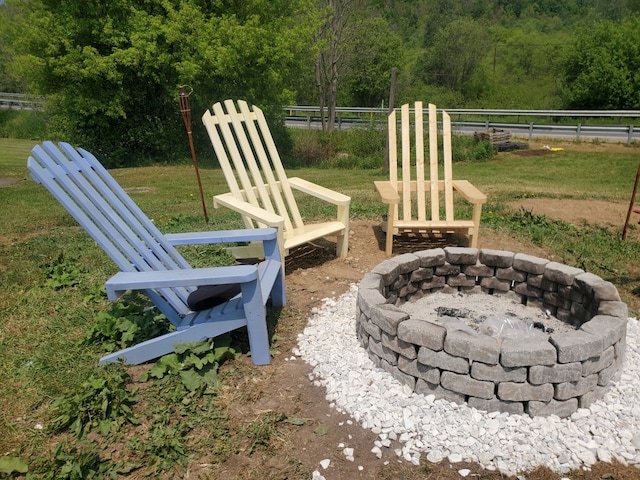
401, 103, 412, 222
388, 102, 458, 223
414, 102, 426, 222
442, 111, 455, 221
428, 103, 440, 222
236, 100, 304, 228
203, 100, 303, 232
28, 141, 191, 319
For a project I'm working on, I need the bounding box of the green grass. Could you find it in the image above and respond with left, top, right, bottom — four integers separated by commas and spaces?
2, 136, 640, 477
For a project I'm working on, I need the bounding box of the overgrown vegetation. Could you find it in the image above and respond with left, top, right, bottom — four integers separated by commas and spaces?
3, 1, 640, 165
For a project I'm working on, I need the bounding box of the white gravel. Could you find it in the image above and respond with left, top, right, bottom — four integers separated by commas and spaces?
295, 284, 640, 476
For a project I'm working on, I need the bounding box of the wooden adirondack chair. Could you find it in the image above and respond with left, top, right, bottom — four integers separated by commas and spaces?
202, 99, 350, 261
375, 102, 487, 256
28, 141, 285, 365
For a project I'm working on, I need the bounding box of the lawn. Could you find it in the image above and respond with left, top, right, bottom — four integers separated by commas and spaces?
1, 136, 640, 478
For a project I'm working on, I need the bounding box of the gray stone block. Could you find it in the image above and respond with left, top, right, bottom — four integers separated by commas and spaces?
357, 287, 387, 317
444, 330, 501, 365
418, 346, 470, 374
471, 362, 527, 382
500, 337, 556, 367
529, 363, 582, 385
370, 304, 410, 335
359, 272, 383, 291
543, 262, 585, 285
390, 365, 417, 390
369, 338, 398, 365
579, 385, 610, 409
415, 248, 446, 268
441, 371, 494, 399
415, 379, 466, 404
527, 274, 544, 288
582, 346, 615, 376
409, 267, 434, 283
513, 253, 549, 275
496, 267, 527, 282
543, 291, 571, 310
382, 330, 417, 359
498, 382, 554, 402
514, 282, 543, 298
550, 330, 603, 363
598, 361, 620, 386
435, 263, 461, 276
463, 263, 495, 277
528, 398, 578, 418
479, 249, 514, 268
480, 276, 511, 292
592, 281, 622, 303
580, 315, 627, 349
597, 301, 628, 319
398, 355, 440, 384
394, 253, 421, 274
371, 258, 402, 286
398, 282, 418, 298
398, 318, 446, 350
447, 274, 476, 287
554, 374, 598, 400
468, 396, 524, 415
444, 247, 479, 265
421, 276, 446, 290
360, 315, 382, 341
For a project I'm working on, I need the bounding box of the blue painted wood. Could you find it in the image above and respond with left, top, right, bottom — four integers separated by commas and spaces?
28, 141, 285, 365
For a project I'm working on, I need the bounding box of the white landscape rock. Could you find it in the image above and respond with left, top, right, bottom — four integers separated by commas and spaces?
296, 284, 640, 476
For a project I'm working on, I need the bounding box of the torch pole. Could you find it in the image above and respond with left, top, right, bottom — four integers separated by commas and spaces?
179, 85, 209, 223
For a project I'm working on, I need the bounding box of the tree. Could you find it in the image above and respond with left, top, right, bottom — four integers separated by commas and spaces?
416, 17, 492, 94
313, 0, 361, 132
14, 0, 315, 166
562, 15, 640, 109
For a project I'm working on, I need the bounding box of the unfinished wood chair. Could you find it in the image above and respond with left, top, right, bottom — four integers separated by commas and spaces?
202, 99, 350, 261
375, 102, 487, 256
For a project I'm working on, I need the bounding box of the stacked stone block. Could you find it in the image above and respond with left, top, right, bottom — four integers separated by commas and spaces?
356, 247, 628, 417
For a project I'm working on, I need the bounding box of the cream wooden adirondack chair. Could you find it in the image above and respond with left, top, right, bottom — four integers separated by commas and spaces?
202, 99, 350, 261
375, 102, 487, 256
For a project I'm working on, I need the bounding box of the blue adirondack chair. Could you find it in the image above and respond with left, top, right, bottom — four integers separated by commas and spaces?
28, 141, 285, 365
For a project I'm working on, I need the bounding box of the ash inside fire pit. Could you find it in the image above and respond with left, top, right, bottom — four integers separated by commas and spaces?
401, 291, 575, 340
356, 247, 629, 417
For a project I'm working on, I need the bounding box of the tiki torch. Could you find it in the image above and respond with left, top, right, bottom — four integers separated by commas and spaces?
179, 85, 209, 223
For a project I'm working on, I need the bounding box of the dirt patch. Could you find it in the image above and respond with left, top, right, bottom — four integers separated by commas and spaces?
509, 197, 633, 230
0, 177, 24, 187
199, 211, 639, 479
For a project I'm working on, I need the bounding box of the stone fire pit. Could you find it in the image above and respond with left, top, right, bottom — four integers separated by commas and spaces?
356, 248, 628, 417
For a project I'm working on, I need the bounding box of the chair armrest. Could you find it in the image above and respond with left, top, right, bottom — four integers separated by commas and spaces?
213, 193, 285, 228
452, 180, 487, 204
374, 181, 400, 205
105, 265, 258, 300
165, 227, 278, 246
288, 177, 351, 205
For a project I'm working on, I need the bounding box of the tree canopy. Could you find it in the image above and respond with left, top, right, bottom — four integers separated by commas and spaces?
562, 15, 640, 109
14, 0, 315, 166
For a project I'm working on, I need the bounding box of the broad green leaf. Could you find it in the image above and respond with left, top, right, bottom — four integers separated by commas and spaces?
0, 456, 28, 474
179, 369, 204, 392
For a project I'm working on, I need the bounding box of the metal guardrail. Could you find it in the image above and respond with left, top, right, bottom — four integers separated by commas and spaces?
284, 105, 640, 144
0, 92, 45, 111
2, 94, 637, 142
